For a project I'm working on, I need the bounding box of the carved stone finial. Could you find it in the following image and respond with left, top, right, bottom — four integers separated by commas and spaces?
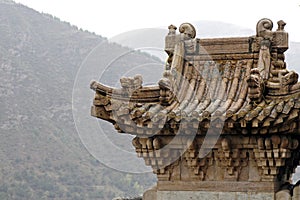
247, 68, 264, 103
120, 77, 132, 89
277, 20, 286, 31
120, 74, 143, 93
179, 23, 196, 39
256, 18, 273, 39
273, 19, 289, 53
133, 74, 143, 89
158, 77, 174, 106
168, 24, 177, 35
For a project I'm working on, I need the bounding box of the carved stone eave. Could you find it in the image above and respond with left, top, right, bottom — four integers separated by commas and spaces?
91, 76, 300, 136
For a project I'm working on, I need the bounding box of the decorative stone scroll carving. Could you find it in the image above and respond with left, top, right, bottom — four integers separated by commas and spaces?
165, 23, 196, 55
256, 18, 273, 39
179, 23, 196, 40
246, 18, 274, 103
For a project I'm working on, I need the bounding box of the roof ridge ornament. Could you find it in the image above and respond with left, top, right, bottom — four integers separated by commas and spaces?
179, 23, 196, 39
277, 20, 286, 31
256, 18, 273, 39
248, 18, 299, 100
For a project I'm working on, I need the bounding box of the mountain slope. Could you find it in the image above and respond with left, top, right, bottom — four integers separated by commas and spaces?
0, 2, 157, 199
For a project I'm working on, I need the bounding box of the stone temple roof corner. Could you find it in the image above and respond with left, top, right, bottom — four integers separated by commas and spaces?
91, 18, 300, 135
90, 18, 300, 200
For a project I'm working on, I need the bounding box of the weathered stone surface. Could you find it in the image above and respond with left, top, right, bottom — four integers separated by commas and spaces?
143, 187, 157, 200
276, 190, 292, 200
112, 197, 142, 200
155, 191, 274, 200
292, 183, 300, 200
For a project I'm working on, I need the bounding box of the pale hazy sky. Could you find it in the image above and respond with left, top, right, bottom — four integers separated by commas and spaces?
14, 0, 300, 41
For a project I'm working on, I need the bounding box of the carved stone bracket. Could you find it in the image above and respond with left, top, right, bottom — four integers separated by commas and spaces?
183, 140, 212, 181
253, 136, 299, 182
217, 138, 248, 181
132, 135, 300, 187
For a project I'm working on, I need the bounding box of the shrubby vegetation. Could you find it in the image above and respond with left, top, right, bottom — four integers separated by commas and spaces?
0, 1, 157, 199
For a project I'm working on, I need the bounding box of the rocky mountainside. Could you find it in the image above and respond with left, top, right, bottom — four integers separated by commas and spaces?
0, 1, 158, 199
